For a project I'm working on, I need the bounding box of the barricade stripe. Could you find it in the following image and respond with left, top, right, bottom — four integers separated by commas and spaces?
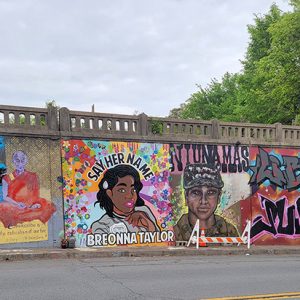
196, 236, 247, 245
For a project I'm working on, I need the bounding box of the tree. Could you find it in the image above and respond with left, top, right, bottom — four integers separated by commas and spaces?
45, 99, 60, 109
170, 73, 240, 121
236, 3, 300, 124
169, 2, 300, 125
243, 4, 282, 71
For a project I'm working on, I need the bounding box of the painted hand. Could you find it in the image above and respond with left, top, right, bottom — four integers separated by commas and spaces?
126, 211, 156, 232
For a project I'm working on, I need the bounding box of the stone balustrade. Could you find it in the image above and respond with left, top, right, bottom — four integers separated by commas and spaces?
0, 105, 59, 137
0, 104, 300, 146
0, 105, 48, 127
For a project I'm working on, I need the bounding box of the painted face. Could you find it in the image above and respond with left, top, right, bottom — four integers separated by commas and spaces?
186, 185, 220, 221
12, 151, 28, 173
107, 175, 138, 215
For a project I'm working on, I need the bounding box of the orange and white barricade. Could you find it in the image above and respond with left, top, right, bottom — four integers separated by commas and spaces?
187, 220, 251, 249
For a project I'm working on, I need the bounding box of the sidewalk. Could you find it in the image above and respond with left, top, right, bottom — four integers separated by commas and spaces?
1, 245, 299, 262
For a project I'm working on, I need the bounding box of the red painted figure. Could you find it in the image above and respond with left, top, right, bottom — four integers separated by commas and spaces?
0, 150, 56, 228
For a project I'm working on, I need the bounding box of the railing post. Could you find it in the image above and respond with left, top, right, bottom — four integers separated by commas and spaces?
275, 122, 283, 142
59, 107, 71, 131
211, 119, 220, 139
139, 113, 148, 136
47, 106, 59, 131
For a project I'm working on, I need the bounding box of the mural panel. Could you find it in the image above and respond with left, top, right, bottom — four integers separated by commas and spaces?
62, 140, 174, 247
0, 137, 57, 244
242, 147, 300, 245
62, 141, 300, 247
0, 137, 6, 203
169, 143, 251, 241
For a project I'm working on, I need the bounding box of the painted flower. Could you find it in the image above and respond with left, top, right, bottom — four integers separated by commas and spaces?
63, 141, 70, 148
151, 154, 156, 160
162, 189, 169, 196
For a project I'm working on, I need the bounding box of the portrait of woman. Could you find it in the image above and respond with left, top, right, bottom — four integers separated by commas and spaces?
91, 164, 160, 234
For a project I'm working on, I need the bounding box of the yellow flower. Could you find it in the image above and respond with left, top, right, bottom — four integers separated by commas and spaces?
63, 141, 70, 148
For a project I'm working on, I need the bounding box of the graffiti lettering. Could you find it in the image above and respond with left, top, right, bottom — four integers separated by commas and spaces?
251, 196, 300, 239
169, 144, 249, 172
249, 148, 300, 191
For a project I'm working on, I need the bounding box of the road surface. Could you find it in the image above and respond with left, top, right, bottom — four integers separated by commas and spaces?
1, 254, 300, 300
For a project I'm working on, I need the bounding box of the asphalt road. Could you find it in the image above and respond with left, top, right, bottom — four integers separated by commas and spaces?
1, 255, 300, 300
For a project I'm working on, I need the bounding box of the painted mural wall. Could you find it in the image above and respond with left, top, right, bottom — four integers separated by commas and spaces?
1, 136, 299, 248
244, 147, 300, 245
0, 137, 62, 246
169, 143, 250, 242
62, 140, 174, 247
62, 139, 300, 247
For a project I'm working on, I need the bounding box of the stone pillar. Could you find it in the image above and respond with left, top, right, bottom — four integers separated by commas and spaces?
139, 113, 148, 136
275, 122, 283, 143
211, 119, 220, 139
59, 107, 71, 132
47, 106, 59, 131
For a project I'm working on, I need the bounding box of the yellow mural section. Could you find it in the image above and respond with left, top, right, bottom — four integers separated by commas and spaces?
0, 220, 48, 244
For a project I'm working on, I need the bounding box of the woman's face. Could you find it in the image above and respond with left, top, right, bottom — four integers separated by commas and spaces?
106, 175, 138, 215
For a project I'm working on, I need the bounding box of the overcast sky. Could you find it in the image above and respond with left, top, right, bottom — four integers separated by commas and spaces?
0, 0, 291, 117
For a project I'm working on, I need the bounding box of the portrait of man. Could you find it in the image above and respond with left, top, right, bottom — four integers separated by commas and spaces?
0, 150, 56, 228
174, 163, 238, 241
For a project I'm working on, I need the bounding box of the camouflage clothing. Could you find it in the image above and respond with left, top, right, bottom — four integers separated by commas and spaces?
174, 214, 238, 241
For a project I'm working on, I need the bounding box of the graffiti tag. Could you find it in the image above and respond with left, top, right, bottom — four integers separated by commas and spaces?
251, 195, 300, 239
249, 148, 300, 191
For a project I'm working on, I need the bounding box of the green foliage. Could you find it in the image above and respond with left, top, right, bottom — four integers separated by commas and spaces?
290, 0, 300, 11
243, 4, 282, 70
45, 99, 60, 109
170, 2, 300, 125
19, 115, 25, 125
294, 114, 300, 125
150, 119, 163, 135
176, 73, 240, 121
238, 4, 300, 124
40, 115, 46, 126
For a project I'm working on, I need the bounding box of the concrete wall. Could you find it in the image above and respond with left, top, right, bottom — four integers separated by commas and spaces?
0, 105, 300, 248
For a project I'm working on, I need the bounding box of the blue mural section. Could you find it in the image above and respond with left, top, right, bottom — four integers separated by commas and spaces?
0, 137, 6, 202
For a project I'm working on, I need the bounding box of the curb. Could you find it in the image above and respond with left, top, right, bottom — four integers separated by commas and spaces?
1, 245, 299, 262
